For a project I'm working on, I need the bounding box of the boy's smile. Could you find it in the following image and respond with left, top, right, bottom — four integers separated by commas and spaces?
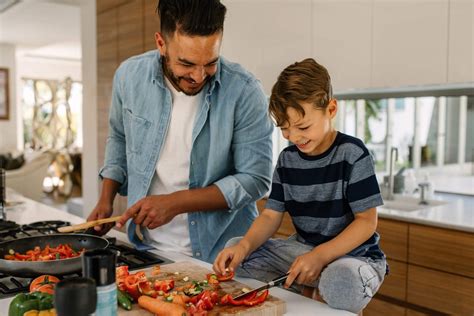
280, 101, 338, 156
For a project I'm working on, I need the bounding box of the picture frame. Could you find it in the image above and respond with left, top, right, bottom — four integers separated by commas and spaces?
0, 68, 9, 120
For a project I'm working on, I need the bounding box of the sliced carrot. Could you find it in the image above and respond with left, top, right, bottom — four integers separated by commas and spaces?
138, 295, 188, 316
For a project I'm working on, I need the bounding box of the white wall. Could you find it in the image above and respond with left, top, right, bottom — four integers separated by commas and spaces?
0, 43, 18, 152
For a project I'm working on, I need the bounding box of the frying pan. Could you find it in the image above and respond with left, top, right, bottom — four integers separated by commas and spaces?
0, 234, 109, 277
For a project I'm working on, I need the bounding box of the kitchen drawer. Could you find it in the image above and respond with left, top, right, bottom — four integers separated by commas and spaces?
378, 259, 407, 300
409, 224, 474, 278
378, 219, 408, 262
407, 265, 474, 315
364, 298, 405, 316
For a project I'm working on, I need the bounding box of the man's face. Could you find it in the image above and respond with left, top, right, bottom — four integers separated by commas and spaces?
155, 30, 222, 96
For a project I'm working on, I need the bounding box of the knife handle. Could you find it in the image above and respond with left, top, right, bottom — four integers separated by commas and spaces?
269, 273, 289, 286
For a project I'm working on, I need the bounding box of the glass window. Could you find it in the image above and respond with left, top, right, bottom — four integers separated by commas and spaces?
392, 98, 415, 169
365, 99, 387, 171
444, 97, 460, 164
417, 97, 437, 166
466, 97, 474, 163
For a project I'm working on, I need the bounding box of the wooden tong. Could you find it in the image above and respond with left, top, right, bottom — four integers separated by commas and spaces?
57, 216, 122, 233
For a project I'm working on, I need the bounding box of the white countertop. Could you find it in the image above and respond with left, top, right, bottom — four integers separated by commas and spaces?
378, 192, 474, 233
0, 193, 353, 316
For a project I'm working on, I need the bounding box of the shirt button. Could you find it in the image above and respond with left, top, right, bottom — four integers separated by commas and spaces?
191, 221, 196, 226
196, 252, 201, 257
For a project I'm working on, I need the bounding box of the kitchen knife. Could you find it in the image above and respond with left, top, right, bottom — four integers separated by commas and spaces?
232, 272, 289, 300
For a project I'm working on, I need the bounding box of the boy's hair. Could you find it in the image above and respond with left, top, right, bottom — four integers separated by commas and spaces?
157, 0, 227, 38
269, 58, 333, 127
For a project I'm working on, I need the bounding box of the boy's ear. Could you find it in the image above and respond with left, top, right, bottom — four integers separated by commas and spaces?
327, 99, 338, 119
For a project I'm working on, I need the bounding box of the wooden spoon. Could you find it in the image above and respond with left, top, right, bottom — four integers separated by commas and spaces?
58, 216, 122, 233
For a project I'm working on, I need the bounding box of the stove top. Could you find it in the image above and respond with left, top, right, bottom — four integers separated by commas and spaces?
0, 220, 173, 299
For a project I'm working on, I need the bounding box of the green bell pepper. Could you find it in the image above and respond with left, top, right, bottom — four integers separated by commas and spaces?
117, 289, 132, 310
8, 292, 54, 316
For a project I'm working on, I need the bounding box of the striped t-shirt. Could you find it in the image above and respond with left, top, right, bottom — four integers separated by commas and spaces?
266, 132, 385, 259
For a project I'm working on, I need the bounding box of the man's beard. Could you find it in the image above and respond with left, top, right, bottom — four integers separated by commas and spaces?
162, 55, 208, 96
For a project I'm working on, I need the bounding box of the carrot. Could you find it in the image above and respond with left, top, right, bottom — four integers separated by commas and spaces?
138, 295, 188, 316
170, 294, 190, 307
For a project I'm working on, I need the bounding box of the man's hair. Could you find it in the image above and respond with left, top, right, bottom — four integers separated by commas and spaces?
157, 0, 226, 38
269, 58, 333, 127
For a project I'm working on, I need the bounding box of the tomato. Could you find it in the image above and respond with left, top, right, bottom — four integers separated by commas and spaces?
29, 275, 60, 293
34, 283, 55, 295
153, 279, 175, 293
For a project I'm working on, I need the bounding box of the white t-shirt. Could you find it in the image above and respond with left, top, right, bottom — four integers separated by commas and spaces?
145, 77, 202, 256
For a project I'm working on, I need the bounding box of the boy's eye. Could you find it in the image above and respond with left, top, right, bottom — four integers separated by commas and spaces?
299, 126, 310, 131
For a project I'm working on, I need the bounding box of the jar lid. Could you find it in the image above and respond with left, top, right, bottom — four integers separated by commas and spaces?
54, 277, 97, 316
82, 248, 116, 286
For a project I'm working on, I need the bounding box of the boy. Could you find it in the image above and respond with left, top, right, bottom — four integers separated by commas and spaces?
213, 58, 387, 313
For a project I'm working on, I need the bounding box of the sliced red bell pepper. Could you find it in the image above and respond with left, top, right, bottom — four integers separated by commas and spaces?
124, 272, 147, 300
220, 290, 268, 306
153, 279, 175, 293
138, 281, 158, 298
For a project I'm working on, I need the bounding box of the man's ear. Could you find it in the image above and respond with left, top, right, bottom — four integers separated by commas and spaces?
155, 32, 166, 54
328, 99, 338, 119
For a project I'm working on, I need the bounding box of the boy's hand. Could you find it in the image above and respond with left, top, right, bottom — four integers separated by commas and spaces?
284, 250, 327, 288
213, 243, 249, 276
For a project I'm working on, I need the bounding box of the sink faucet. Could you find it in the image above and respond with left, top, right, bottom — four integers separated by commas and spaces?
418, 182, 430, 205
386, 147, 398, 201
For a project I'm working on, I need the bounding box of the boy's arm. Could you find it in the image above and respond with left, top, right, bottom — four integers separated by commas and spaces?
213, 208, 284, 274
285, 207, 378, 287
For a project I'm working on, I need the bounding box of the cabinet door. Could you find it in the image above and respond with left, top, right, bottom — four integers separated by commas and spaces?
221, 0, 312, 95
409, 224, 474, 278
448, 0, 474, 83
378, 259, 407, 301
372, 0, 449, 87
407, 265, 474, 315
311, 0, 372, 90
364, 298, 405, 316
377, 219, 408, 262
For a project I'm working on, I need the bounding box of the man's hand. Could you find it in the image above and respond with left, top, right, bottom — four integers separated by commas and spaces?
284, 249, 327, 288
116, 194, 181, 230
213, 242, 250, 276
87, 202, 114, 235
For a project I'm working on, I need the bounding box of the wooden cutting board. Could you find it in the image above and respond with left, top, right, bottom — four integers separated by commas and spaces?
118, 261, 286, 315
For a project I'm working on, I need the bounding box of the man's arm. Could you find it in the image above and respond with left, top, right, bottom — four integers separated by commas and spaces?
87, 178, 121, 234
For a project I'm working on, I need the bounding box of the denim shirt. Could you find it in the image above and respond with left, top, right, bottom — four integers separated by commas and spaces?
99, 50, 273, 263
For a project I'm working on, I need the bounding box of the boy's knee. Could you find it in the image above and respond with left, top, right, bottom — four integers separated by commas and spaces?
318, 261, 379, 313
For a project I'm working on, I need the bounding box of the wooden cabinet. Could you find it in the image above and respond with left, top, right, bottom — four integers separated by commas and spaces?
409, 224, 474, 278
378, 219, 408, 262
407, 265, 474, 315
364, 298, 405, 316
378, 259, 407, 301
377, 218, 474, 315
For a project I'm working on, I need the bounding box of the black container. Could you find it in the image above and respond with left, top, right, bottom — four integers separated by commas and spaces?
54, 277, 97, 316
82, 249, 117, 316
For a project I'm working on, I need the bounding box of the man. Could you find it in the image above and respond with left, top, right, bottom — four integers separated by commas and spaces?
87, 0, 273, 263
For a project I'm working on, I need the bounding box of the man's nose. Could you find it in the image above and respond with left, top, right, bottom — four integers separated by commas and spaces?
190, 66, 206, 83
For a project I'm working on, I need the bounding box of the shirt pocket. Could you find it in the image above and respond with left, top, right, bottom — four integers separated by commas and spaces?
123, 108, 152, 172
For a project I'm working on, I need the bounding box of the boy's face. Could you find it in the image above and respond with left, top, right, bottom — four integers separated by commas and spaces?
155, 30, 222, 96
280, 100, 337, 156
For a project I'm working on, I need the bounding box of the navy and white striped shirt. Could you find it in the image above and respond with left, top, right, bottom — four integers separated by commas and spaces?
266, 132, 385, 259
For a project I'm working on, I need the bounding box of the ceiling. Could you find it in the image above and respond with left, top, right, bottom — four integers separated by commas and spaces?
0, 0, 82, 60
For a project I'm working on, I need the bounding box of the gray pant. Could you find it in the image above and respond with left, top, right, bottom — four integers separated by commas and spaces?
227, 236, 387, 314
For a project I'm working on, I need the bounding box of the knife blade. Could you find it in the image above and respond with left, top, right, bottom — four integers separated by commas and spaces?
232, 272, 289, 300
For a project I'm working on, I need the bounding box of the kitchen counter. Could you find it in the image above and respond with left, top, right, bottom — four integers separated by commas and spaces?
378, 192, 474, 233
0, 192, 353, 316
